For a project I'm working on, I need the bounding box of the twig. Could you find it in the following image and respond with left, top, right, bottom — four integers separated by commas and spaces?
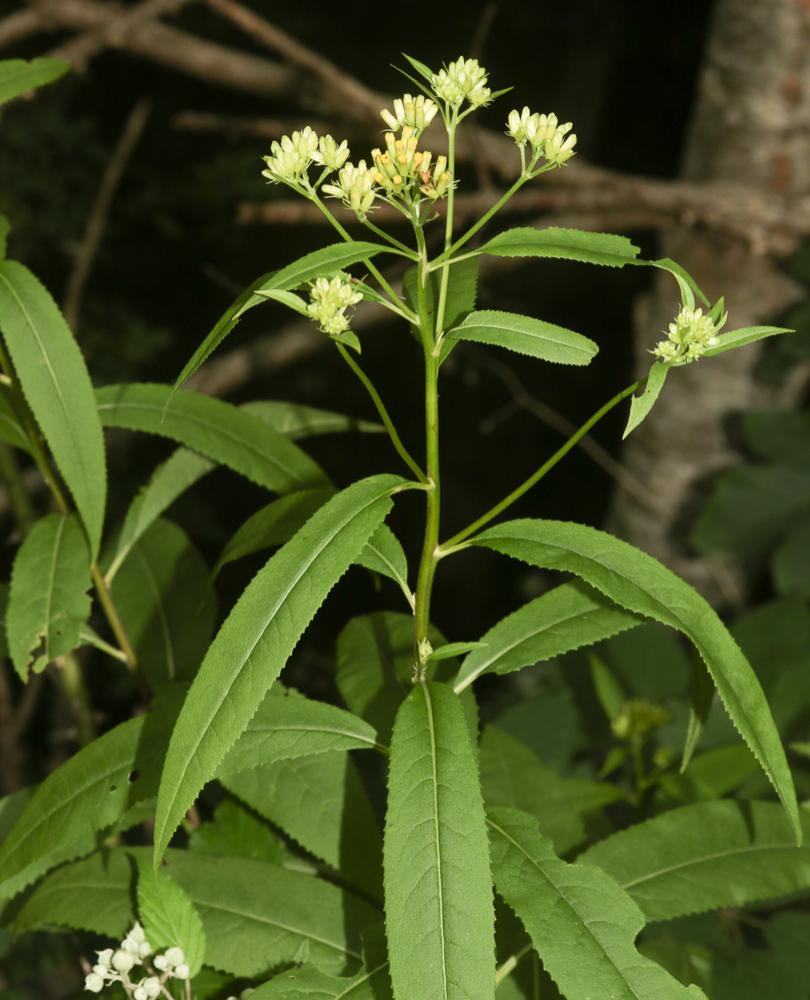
64, 98, 152, 331
0, 8, 41, 49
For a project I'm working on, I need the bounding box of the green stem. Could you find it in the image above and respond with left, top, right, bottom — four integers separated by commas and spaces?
440, 380, 640, 550
58, 652, 96, 745
496, 944, 533, 986
433, 117, 458, 339
335, 342, 427, 483
361, 216, 414, 256
433, 173, 527, 267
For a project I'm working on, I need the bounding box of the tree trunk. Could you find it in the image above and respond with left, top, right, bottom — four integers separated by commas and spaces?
610, 0, 810, 604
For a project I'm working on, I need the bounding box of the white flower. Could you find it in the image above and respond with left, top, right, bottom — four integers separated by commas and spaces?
140, 977, 162, 998
122, 923, 152, 959
174, 963, 190, 980
432, 56, 491, 108
380, 94, 438, 134
311, 134, 350, 171
652, 306, 722, 364
112, 948, 136, 974
510, 110, 578, 167
322, 159, 377, 219
262, 126, 319, 184
84, 972, 105, 993
307, 275, 363, 336
164, 947, 185, 967
506, 106, 535, 145
543, 124, 577, 166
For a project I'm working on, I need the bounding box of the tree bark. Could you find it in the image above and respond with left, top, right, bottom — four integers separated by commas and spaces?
610, 0, 810, 604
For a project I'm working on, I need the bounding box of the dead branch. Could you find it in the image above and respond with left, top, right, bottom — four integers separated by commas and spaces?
64, 98, 152, 331
0, 8, 41, 49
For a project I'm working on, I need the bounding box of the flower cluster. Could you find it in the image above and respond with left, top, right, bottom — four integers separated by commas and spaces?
307, 275, 363, 335
262, 128, 350, 187
432, 56, 491, 109
612, 699, 670, 742
652, 306, 723, 364
380, 93, 438, 135
321, 160, 376, 219
83, 924, 190, 998
506, 108, 577, 168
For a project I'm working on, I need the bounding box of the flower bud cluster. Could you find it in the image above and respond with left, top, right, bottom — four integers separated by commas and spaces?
262, 128, 350, 186
506, 108, 577, 167
307, 275, 363, 336
380, 94, 438, 135
432, 57, 491, 109
83, 924, 190, 998
611, 699, 670, 742
652, 306, 722, 364
321, 160, 376, 219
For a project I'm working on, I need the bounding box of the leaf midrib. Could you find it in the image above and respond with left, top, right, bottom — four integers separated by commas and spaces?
462, 314, 593, 355
423, 683, 450, 1000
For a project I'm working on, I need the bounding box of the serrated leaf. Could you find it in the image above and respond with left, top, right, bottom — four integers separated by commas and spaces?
0, 384, 31, 453
110, 519, 216, 688
623, 362, 669, 439
429, 641, 486, 662
188, 798, 290, 867
0, 262, 106, 555
355, 523, 413, 608
250, 962, 392, 999
175, 242, 391, 389
579, 800, 810, 922
404, 255, 479, 345
214, 488, 334, 576
472, 518, 800, 841
384, 681, 495, 1000
0, 58, 70, 105
154, 475, 407, 863
253, 288, 309, 315
223, 749, 383, 899
7, 513, 92, 679
447, 310, 598, 366
137, 862, 205, 975
479, 227, 640, 268
96, 383, 327, 494
480, 726, 584, 855
704, 325, 793, 356
455, 581, 639, 693
488, 807, 707, 1000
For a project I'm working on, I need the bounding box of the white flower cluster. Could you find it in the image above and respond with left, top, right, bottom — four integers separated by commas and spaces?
322, 160, 377, 219
380, 93, 438, 135
652, 306, 722, 364
307, 275, 363, 335
84, 923, 190, 998
262, 127, 350, 186
432, 56, 491, 109
506, 108, 577, 167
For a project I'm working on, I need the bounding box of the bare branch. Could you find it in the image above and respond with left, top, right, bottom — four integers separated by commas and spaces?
0, 8, 42, 49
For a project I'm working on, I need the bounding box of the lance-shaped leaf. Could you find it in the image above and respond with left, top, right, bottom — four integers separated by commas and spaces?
473, 518, 800, 841
479, 227, 640, 267
251, 962, 392, 999
0, 262, 106, 555
96, 383, 327, 494
7, 513, 92, 679
0, 57, 69, 105
455, 581, 639, 693
578, 800, 810, 922
154, 474, 407, 862
623, 362, 669, 439
243, 400, 383, 439
489, 808, 708, 1000
355, 523, 413, 608
404, 255, 479, 345
220, 685, 382, 774
0, 384, 31, 453
137, 863, 206, 976
704, 325, 793, 357
384, 681, 495, 1000
447, 310, 598, 366
175, 242, 392, 388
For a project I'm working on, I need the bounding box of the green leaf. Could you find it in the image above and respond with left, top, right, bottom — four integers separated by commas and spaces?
174, 242, 391, 389
0, 215, 9, 258
0, 58, 70, 106
447, 310, 598, 366
704, 326, 793, 357
658, 744, 758, 802
96, 383, 327, 494
243, 400, 383, 439
455, 581, 639, 692
251, 963, 391, 999
472, 518, 800, 841
404, 255, 479, 346
401, 53, 435, 82
773, 517, 810, 598
488, 807, 707, 1000
0, 262, 106, 555
137, 862, 206, 975
109, 519, 216, 688
578, 800, 810, 922
7, 513, 92, 679
479, 726, 584, 855
480, 227, 640, 268
253, 288, 310, 315
0, 384, 31, 453
188, 798, 291, 867
384, 681, 495, 1000
219, 684, 382, 773
154, 474, 407, 862
644, 258, 708, 308
428, 640, 487, 662
214, 488, 334, 576
223, 750, 383, 899
355, 523, 413, 608
623, 362, 669, 439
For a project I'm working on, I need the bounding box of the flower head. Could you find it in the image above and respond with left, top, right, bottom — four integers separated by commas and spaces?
380, 94, 439, 134
311, 134, 350, 172
652, 306, 723, 364
322, 160, 377, 219
307, 275, 363, 336
506, 106, 535, 145
418, 152, 453, 201
432, 56, 491, 109
262, 126, 319, 185
507, 108, 577, 168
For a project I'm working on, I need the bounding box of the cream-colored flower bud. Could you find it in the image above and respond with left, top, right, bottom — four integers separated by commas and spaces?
322, 160, 377, 219
507, 106, 535, 145
380, 93, 438, 134
307, 275, 363, 336
311, 134, 350, 171
261, 125, 319, 184
652, 306, 723, 364
84, 973, 105, 993
544, 128, 577, 166
112, 949, 136, 974
432, 56, 491, 109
